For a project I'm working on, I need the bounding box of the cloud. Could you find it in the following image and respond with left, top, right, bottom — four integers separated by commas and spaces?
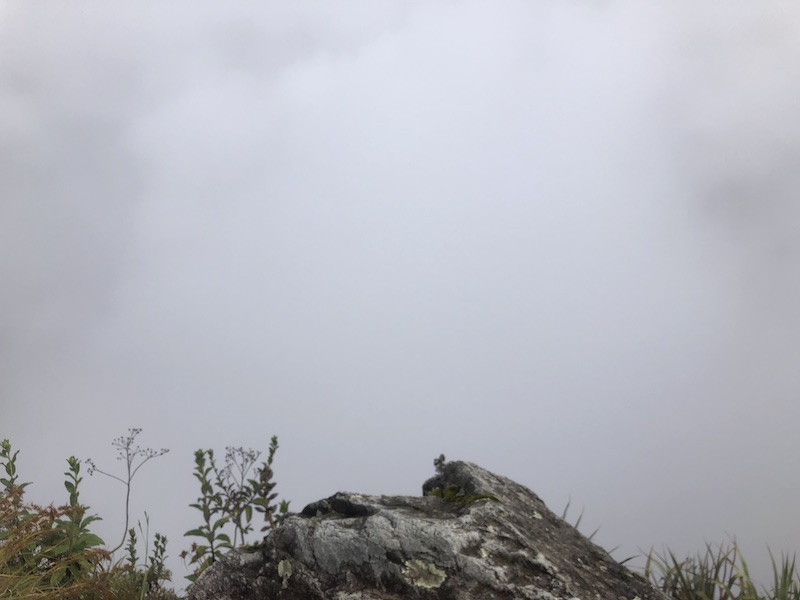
3, 0, 800, 590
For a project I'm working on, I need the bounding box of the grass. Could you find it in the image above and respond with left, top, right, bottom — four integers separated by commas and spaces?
644, 541, 800, 600
1, 436, 798, 599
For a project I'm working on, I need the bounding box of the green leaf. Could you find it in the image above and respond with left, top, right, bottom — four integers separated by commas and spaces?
50, 568, 67, 587
216, 533, 231, 543
50, 541, 72, 556
185, 528, 207, 538
80, 514, 102, 528
78, 557, 93, 573
77, 533, 105, 548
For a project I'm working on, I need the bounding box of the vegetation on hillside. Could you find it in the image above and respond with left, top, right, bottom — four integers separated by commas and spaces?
0, 432, 797, 599
0, 431, 287, 599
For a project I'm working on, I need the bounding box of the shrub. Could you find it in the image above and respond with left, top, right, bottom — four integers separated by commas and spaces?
0, 439, 110, 598
181, 435, 290, 584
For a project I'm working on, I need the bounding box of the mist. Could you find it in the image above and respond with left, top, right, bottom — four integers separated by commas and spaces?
3, 0, 800, 591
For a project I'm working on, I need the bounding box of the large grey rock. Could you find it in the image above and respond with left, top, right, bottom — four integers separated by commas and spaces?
189, 460, 667, 600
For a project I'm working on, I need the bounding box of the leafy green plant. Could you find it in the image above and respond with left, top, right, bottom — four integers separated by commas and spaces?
0, 438, 32, 549
1, 439, 31, 498
124, 513, 172, 598
41, 456, 106, 586
102, 516, 177, 600
124, 525, 141, 584
253, 436, 291, 532
182, 435, 290, 583
182, 448, 230, 583
217, 446, 261, 546
116, 512, 171, 599
0, 440, 111, 598
147, 532, 170, 593
0, 494, 89, 597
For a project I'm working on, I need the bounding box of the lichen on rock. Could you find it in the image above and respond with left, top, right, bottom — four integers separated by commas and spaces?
402, 559, 447, 588
277, 559, 292, 588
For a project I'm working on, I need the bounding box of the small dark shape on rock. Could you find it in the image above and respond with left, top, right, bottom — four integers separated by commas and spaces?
434, 453, 447, 474
300, 493, 377, 519
189, 461, 670, 600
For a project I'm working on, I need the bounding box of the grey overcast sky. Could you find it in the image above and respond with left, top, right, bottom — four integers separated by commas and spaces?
3, 0, 800, 591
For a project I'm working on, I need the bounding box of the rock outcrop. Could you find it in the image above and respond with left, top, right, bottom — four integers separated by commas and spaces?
189, 460, 667, 600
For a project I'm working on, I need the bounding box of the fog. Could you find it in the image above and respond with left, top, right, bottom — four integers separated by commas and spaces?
3, 0, 800, 592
